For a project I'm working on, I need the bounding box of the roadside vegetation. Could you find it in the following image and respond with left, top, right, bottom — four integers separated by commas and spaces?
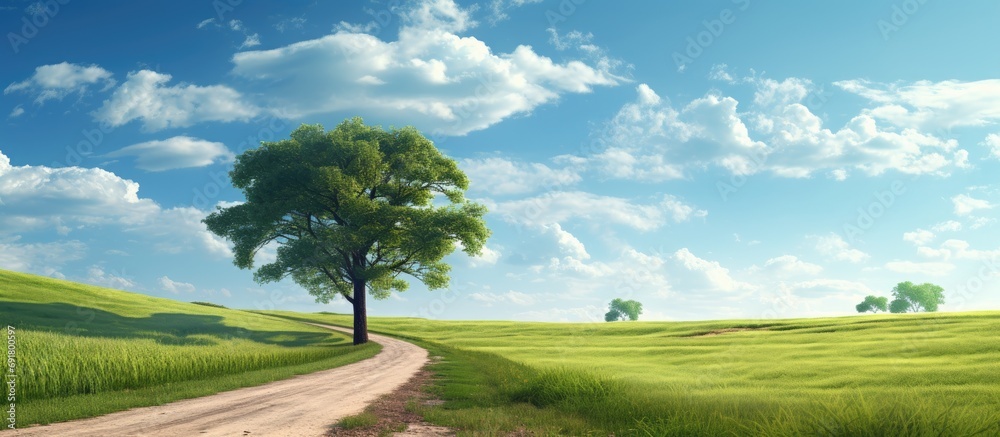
0, 269, 379, 426
268, 310, 1000, 436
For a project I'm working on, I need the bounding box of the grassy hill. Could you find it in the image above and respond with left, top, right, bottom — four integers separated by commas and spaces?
0, 270, 378, 426
266, 310, 1000, 436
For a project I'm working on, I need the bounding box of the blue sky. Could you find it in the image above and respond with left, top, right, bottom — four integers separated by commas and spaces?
2, 0, 1000, 322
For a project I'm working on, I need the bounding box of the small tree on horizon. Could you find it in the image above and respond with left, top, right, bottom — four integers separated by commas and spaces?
204, 119, 490, 345
888, 281, 944, 313
855, 295, 889, 314
605, 298, 643, 322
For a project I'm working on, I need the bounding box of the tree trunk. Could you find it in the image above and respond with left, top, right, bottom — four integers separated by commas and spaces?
352, 279, 369, 345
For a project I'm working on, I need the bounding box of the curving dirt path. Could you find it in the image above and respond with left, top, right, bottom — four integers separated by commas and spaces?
12, 324, 428, 437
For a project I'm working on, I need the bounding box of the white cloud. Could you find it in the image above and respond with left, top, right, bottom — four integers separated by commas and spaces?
931, 220, 962, 232
105, 136, 234, 171
835, 79, 1000, 130
762, 255, 823, 275
915, 239, 1000, 262
0, 149, 231, 257
547, 28, 592, 51
543, 223, 589, 260
8, 106, 24, 118
814, 234, 869, 263
884, 260, 955, 276
462, 157, 579, 195
131, 206, 233, 257
951, 194, 993, 216
0, 238, 85, 276
240, 33, 261, 49
673, 248, 752, 292
486, 0, 543, 25
0, 149, 159, 232
493, 191, 705, 231
158, 276, 196, 294
230, 0, 621, 135
982, 134, 1000, 160
5, 62, 115, 104
573, 79, 966, 181
902, 229, 935, 246
274, 17, 306, 33
196, 18, 215, 29
86, 266, 137, 289
93, 70, 260, 131
457, 242, 501, 267
708, 64, 734, 82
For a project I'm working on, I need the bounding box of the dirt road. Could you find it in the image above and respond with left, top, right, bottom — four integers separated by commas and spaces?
12, 324, 428, 437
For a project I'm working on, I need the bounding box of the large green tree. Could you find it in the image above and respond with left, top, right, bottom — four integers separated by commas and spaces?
888, 281, 944, 313
855, 295, 889, 314
204, 118, 490, 344
605, 298, 643, 322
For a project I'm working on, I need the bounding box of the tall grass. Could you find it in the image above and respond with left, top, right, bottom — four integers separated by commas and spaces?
17, 330, 346, 399
0, 269, 378, 426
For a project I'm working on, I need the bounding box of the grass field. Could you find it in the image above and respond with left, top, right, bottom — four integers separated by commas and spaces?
266, 310, 1000, 436
0, 270, 379, 426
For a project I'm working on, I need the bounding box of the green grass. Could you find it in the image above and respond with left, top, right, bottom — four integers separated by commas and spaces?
0, 269, 379, 426
264, 310, 1000, 436
336, 411, 380, 429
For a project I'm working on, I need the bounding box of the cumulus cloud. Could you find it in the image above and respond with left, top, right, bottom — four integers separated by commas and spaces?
0, 149, 231, 257
105, 136, 234, 171
673, 248, 753, 292
835, 79, 1000, 130
952, 194, 993, 216
462, 157, 580, 195
94, 70, 260, 131
8, 106, 24, 118
5, 62, 115, 104
493, 191, 705, 231
158, 276, 196, 293
0, 149, 159, 231
982, 134, 1000, 160
543, 223, 589, 260
570, 79, 966, 181
230, 0, 621, 135
86, 266, 137, 289
914, 239, 1000, 262
902, 229, 935, 246
814, 234, 870, 263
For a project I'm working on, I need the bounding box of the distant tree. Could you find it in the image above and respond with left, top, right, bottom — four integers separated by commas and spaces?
204, 119, 490, 344
889, 298, 911, 314
605, 298, 643, 322
888, 281, 944, 313
855, 295, 889, 314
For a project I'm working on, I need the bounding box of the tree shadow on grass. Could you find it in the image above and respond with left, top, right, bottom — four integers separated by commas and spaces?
0, 301, 347, 347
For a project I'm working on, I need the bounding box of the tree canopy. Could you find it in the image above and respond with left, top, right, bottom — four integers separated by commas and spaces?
855, 295, 889, 314
888, 281, 944, 313
605, 298, 643, 322
204, 118, 490, 344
